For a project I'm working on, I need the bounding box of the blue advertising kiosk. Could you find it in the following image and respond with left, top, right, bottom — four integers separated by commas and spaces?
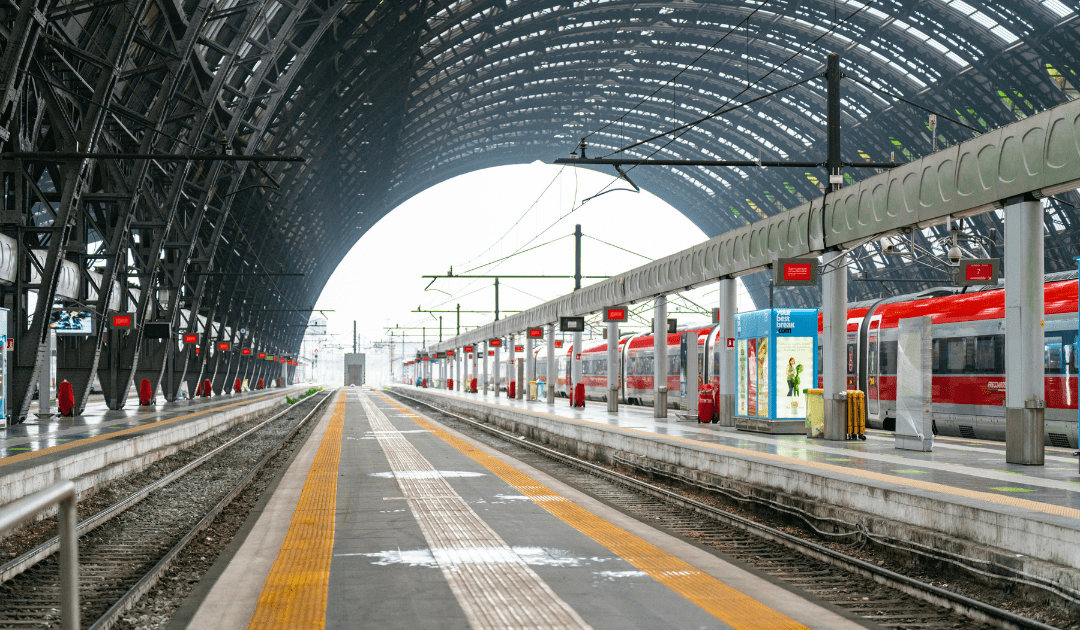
734, 308, 819, 434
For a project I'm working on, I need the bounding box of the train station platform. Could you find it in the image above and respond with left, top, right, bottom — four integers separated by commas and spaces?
387, 385, 1080, 593
0, 386, 301, 507
175, 387, 870, 630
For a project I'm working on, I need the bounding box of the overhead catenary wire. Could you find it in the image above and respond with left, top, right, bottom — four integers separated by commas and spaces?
599, 0, 875, 163
583, 0, 777, 142
845, 75, 980, 133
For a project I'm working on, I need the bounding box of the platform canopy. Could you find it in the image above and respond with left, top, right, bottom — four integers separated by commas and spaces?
1, 0, 1078, 415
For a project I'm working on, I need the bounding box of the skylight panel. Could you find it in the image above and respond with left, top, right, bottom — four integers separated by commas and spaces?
990, 25, 1019, 43
945, 51, 969, 67
948, 0, 976, 15
969, 11, 997, 29
906, 27, 930, 40
1042, 0, 1073, 17
866, 7, 889, 19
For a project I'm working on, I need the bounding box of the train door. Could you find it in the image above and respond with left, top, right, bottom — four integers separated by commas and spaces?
867, 315, 881, 416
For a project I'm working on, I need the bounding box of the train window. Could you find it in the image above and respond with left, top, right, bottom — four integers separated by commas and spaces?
879, 341, 898, 375
946, 339, 966, 373
1067, 334, 1078, 375
1045, 334, 1064, 375
973, 336, 1002, 374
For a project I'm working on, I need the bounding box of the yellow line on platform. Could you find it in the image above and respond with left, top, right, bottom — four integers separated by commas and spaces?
248, 390, 345, 630
0, 390, 284, 468
383, 394, 808, 630
417, 390, 1080, 522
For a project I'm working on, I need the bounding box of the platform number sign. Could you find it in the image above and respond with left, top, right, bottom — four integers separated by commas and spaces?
258, 352, 266, 359
603, 306, 627, 322
527, 328, 543, 339
554, 340, 563, 348
184, 334, 198, 344
956, 258, 1000, 286
488, 338, 502, 347
560, 316, 585, 332
242, 348, 252, 355
774, 258, 818, 287
217, 342, 230, 351
514, 345, 523, 352
110, 313, 134, 329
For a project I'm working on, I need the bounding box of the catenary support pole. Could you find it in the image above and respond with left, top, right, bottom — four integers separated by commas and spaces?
1005, 197, 1045, 465
654, 295, 668, 417
607, 320, 619, 412
546, 325, 556, 404
822, 250, 848, 440
717, 278, 737, 426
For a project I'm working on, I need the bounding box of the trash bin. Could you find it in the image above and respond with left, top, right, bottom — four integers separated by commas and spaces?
806, 389, 824, 438
447, 379, 453, 390
697, 384, 715, 423
529, 381, 537, 400
536, 381, 546, 399
508, 381, 516, 399
574, 382, 585, 408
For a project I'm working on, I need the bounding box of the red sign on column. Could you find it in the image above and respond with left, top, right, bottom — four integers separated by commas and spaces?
514, 345, 523, 352
488, 338, 502, 347
218, 342, 230, 351
463, 345, 474, 352
782, 263, 813, 281
111, 314, 133, 328
554, 340, 563, 348
258, 352, 266, 358
726, 337, 735, 349
527, 328, 543, 338
183, 334, 198, 344
965, 264, 993, 282
603, 306, 627, 322
241, 348, 252, 355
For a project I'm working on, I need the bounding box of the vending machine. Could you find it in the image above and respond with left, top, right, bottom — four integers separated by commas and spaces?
734, 308, 818, 434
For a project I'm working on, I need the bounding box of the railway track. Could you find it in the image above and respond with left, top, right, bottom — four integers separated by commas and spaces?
0, 389, 333, 629
389, 390, 1062, 630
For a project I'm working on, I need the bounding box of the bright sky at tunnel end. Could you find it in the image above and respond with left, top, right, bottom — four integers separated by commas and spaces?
314, 162, 754, 382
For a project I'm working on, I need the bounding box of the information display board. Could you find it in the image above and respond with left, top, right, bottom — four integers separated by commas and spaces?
734, 308, 818, 429
50, 310, 93, 335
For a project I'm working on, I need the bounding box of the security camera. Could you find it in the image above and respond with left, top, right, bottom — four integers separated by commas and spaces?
884, 244, 895, 255
947, 244, 962, 264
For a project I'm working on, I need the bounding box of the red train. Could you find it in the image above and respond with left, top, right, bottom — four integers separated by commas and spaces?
529, 277, 1078, 446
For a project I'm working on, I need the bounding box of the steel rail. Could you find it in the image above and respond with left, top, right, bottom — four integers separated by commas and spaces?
0, 390, 322, 585
389, 389, 1060, 630
86, 389, 335, 630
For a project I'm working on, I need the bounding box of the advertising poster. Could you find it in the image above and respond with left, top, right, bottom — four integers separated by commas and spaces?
757, 337, 769, 417
776, 336, 814, 418
737, 339, 748, 415
747, 338, 758, 416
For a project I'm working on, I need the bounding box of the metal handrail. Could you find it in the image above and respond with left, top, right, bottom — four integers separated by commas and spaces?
0, 480, 79, 630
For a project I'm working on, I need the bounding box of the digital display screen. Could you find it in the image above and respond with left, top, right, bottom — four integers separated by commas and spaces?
50, 310, 93, 335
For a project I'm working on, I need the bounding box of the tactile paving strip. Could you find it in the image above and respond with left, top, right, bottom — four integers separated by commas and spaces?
248, 390, 346, 629
360, 392, 593, 630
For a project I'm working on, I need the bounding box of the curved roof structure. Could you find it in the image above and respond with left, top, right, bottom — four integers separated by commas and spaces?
2, 0, 1078, 416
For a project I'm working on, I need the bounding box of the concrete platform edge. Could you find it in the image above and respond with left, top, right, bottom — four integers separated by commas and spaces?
392, 387, 1080, 590
0, 393, 289, 512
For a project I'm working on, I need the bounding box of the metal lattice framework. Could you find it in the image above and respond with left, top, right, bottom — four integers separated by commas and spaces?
1, 0, 1078, 419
